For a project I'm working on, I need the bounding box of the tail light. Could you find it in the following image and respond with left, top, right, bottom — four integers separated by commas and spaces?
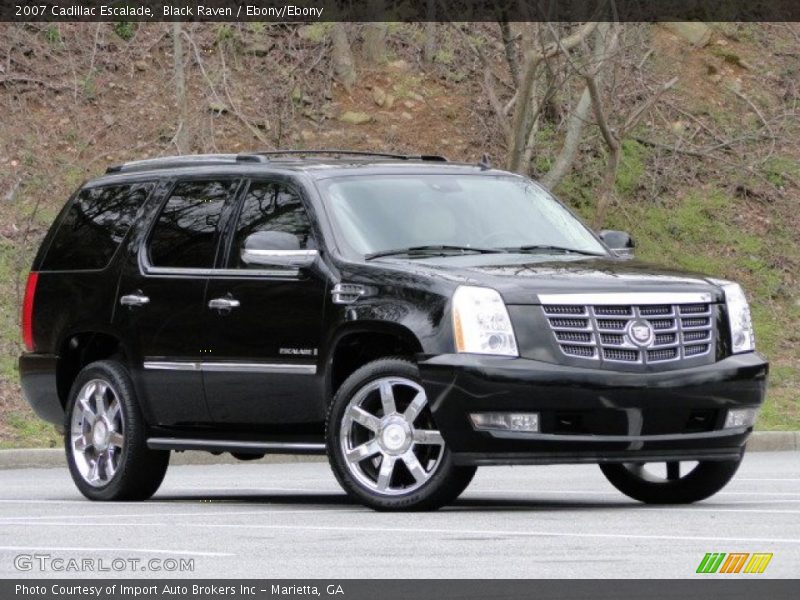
22, 272, 38, 352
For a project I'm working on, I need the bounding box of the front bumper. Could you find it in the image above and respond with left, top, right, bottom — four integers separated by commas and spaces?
419, 352, 768, 466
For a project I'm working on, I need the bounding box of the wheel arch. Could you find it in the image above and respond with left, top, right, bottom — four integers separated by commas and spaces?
56, 331, 129, 409
326, 322, 424, 399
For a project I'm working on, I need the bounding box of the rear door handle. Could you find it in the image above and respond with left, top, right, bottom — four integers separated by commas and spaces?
120, 293, 150, 307
208, 297, 240, 310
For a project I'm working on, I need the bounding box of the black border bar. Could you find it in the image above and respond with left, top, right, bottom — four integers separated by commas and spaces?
4, 579, 800, 600
3, 1, 800, 22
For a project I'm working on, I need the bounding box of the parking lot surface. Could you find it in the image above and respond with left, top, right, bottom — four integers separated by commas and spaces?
0, 451, 798, 578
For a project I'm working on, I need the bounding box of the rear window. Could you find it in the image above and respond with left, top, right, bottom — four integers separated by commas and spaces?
41, 182, 153, 271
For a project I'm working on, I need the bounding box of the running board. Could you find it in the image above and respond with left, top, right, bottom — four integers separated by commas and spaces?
147, 437, 327, 455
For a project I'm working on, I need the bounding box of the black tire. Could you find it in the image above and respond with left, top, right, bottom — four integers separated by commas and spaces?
599, 457, 743, 504
65, 360, 169, 501
326, 357, 476, 511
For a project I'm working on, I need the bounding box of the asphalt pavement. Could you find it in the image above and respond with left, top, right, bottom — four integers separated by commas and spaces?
0, 451, 798, 578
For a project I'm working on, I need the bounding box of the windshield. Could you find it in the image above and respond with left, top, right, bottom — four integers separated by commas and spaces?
320, 174, 607, 259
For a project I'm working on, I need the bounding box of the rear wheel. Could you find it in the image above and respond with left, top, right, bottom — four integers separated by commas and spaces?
65, 360, 169, 501
599, 457, 743, 504
326, 358, 476, 511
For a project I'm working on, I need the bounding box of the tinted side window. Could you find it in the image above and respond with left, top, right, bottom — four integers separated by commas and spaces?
41, 183, 153, 271
229, 181, 314, 268
148, 180, 238, 269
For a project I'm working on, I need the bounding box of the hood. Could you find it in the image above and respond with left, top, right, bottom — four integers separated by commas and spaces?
371, 255, 724, 305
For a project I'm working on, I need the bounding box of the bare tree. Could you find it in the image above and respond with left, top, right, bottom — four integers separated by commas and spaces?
541, 22, 615, 189
506, 22, 599, 173
569, 25, 678, 226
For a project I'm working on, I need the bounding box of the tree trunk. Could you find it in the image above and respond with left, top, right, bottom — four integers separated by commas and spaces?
172, 22, 190, 153
363, 6, 387, 66
506, 53, 539, 173
499, 19, 519, 87
540, 86, 591, 189
331, 24, 357, 92
423, 2, 436, 64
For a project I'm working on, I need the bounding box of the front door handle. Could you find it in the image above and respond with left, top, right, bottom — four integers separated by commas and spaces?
120, 293, 150, 307
208, 297, 240, 310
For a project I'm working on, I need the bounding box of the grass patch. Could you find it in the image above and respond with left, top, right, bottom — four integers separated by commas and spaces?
0, 241, 23, 382
0, 411, 60, 449
113, 22, 136, 42
762, 156, 800, 188
615, 139, 647, 198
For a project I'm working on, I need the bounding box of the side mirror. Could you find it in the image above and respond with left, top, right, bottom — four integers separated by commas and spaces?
240, 231, 318, 269
599, 230, 635, 259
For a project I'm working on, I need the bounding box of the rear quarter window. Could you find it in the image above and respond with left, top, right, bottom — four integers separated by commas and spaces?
40, 182, 153, 271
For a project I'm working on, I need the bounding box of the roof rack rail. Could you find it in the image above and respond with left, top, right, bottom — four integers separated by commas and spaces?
244, 149, 448, 162
105, 149, 448, 174
106, 153, 265, 174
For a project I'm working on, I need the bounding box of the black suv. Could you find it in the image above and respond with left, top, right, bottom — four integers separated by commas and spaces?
19, 151, 768, 511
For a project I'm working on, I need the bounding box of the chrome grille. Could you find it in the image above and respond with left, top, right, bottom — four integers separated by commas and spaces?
543, 300, 715, 365
555, 331, 593, 343
648, 347, 678, 362
549, 317, 589, 329
597, 319, 627, 330
563, 344, 596, 358
594, 306, 632, 316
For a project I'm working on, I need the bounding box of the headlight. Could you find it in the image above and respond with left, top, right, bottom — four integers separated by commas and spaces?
452, 286, 518, 356
717, 281, 755, 354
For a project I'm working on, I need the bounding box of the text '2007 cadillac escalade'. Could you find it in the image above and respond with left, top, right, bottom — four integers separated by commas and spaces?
19, 150, 768, 511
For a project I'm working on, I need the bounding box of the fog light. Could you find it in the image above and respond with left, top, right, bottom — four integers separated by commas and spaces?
724, 408, 758, 429
470, 412, 539, 432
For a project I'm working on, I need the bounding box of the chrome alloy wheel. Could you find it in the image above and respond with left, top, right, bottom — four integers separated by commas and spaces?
339, 377, 445, 496
70, 379, 125, 487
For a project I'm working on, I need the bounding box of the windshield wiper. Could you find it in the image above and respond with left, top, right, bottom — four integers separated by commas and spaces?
502, 244, 606, 257
365, 245, 503, 260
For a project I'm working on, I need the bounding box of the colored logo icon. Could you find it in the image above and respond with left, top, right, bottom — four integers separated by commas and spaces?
696, 552, 773, 574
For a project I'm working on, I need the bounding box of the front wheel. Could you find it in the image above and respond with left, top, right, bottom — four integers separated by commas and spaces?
326, 358, 476, 511
599, 457, 743, 504
65, 360, 169, 501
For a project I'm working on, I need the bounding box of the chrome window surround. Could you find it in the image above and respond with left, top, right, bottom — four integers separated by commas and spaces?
137, 177, 319, 280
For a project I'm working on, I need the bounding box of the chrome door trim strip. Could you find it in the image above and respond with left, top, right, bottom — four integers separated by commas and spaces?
143, 361, 200, 371
201, 362, 317, 374
143, 361, 316, 374
538, 292, 714, 306
147, 438, 326, 453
